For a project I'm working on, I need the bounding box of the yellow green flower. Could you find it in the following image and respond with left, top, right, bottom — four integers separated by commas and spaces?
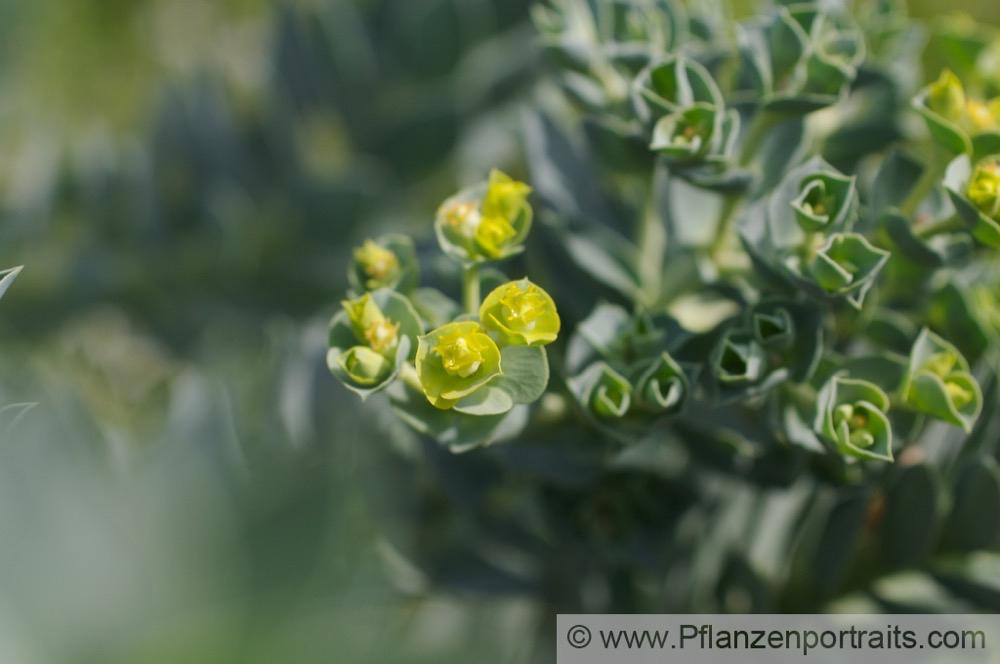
481, 169, 532, 222
341, 293, 400, 356
328, 289, 424, 399
434, 170, 533, 264
334, 346, 394, 387
364, 318, 401, 355
347, 235, 419, 293
480, 279, 560, 346
966, 98, 1000, 131
475, 216, 518, 258
968, 160, 1000, 221
926, 69, 966, 124
352, 240, 400, 290
416, 321, 503, 409
903, 329, 982, 432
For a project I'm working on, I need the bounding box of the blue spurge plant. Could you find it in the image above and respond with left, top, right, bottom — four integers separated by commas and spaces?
330, 171, 559, 450
330, 0, 1000, 615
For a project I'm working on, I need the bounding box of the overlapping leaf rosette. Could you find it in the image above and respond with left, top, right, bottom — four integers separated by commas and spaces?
327, 170, 561, 451
732, 3, 865, 114
633, 55, 747, 190
741, 158, 890, 309
914, 69, 1000, 159
533, 0, 685, 113
565, 304, 694, 442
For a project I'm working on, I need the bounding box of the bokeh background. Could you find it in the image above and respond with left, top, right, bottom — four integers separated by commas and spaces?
0, 1, 997, 663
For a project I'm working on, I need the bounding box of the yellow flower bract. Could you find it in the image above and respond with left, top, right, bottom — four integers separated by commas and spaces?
353, 240, 400, 285
498, 282, 547, 328
433, 326, 492, 378
364, 318, 400, 354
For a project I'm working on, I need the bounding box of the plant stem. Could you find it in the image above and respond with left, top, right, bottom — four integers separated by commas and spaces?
900, 147, 947, 218
708, 193, 742, 264
463, 263, 481, 314
707, 110, 778, 265
638, 174, 667, 306
738, 109, 778, 167
915, 213, 966, 238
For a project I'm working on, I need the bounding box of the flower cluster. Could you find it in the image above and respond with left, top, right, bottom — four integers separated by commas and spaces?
329, 171, 559, 449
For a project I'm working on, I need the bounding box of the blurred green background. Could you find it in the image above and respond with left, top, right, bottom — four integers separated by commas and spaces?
0, 1, 998, 663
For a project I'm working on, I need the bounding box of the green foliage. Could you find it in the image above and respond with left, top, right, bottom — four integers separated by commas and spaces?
7, 0, 1000, 659
322, 0, 1000, 622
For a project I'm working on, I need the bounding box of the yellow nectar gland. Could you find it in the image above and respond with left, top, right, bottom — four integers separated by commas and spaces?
967, 100, 997, 130
443, 200, 481, 239
354, 240, 399, 282
499, 283, 546, 331
433, 328, 488, 378
476, 216, 516, 254
364, 318, 400, 354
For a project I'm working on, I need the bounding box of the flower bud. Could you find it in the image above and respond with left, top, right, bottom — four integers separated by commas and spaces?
435, 170, 532, 264
926, 69, 966, 123
348, 235, 419, 293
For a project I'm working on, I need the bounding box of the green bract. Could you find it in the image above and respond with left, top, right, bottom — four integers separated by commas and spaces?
416, 321, 503, 410
327, 289, 425, 399
434, 170, 532, 265
712, 330, 766, 386
348, 234, 419, 293
968, 160, 1000, 220
944, 154, 1000, 247
806, 233, 890, 303
914, 68, 1000, 156
791, 171, 856, 232
902, 329, 983, 432
634, 56, 724, 123
330, 345, 395, 388
480, 278, 560, 346
815, 375, 893, 462
330, 290, 423, 360
733, 4, 863, 113
572, 362, 633, 419
634, 352, 687, 415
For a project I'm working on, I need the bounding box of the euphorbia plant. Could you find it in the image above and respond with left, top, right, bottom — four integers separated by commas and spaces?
329, 170, 559, 450
329, 0, 1000, 617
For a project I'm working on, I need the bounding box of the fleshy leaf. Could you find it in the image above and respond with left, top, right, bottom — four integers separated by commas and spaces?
805, 232, 890, 306
633, 352, 688, 415
453, 385, 514, 416
712, 330, 766, 385
491, 345, 550, 405
569, 362, 633, 420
